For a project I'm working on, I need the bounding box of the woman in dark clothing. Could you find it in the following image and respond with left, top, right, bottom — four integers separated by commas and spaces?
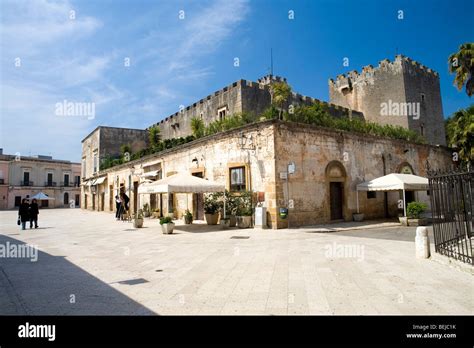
29, 198, 39, 228
18, 198, 30, 230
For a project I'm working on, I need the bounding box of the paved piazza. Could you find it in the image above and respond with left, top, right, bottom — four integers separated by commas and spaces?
0, 209, 472, 315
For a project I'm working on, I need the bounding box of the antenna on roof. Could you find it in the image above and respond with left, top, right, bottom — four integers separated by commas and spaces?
270, 48, 274, 76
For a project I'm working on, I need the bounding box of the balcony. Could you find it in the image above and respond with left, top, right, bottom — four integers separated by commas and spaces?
21, 181, 34, 186
45, 181, 57, 187
61, 181, 71, 187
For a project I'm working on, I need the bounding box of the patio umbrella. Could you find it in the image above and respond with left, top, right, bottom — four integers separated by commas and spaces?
31, 192, 55, 200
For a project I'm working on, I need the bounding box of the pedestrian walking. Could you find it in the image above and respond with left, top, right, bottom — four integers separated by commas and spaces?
18, 198, 30, 230
29, 198, 39, 228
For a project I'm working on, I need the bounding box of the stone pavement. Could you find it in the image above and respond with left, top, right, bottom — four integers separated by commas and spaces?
0, 209, 472, 315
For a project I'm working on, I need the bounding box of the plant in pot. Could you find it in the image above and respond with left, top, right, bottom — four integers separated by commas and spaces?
236, 190, 253, 229
184, 209, 193, 224
225, 191, 238, 227
160, 216, 175, 234
134, 209, 144, 228
406, 201, 428, 226
143, 203, 151, 218
204, 193, 220, 225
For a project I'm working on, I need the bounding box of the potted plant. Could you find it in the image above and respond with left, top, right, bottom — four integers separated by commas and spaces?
353, 212, 364, 222
184, 209, 193, 224
204, 193, 220, 225
143, 203, 151, 217
152, 208, 160, 219
160, 216, 175, 234
406, 201, 428, 226
134, 209, 144, 228
236, 190, 253, 229
226, 191, 238, 227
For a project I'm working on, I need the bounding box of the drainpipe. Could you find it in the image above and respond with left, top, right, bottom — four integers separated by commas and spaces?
382, 154, 388, 218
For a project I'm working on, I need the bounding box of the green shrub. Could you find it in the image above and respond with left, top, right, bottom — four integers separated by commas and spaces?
159, 216, 173, 224
407, 201, 428, 219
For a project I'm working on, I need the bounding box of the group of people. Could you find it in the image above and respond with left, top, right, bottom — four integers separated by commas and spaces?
115, 192, 130, 220
18, 198, 40, 230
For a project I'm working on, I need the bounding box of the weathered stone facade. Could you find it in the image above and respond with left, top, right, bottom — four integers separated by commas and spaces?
329, 55, 446, 145
0, 152, 81, 209
148, 75, 362, 141
81, 126, 148, 179
81, 120, 453, 229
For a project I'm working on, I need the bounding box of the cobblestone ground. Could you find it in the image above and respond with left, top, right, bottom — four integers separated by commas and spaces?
0, 209, 472, 315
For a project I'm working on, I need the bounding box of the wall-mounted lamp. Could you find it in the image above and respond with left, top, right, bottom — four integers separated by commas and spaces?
238, 131, 255, 150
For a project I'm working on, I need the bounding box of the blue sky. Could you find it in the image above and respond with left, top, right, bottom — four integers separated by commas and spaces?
1, 0, 473, 161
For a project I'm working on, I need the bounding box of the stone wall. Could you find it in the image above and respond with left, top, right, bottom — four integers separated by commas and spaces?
329, 55, 446, 145
81, 126, 148, 180
83, 122, 279, 227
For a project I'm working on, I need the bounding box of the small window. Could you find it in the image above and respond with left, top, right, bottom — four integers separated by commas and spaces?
229, 166, 246, 191
367, 191, 376, 199
420, 93, 425, 102
427, 190, 430, 196
420, 123, 424, 136
217, 106, 227, 121
93, 153, 98, 173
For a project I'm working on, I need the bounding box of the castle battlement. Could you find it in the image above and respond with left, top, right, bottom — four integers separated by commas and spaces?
329, 55, 439, 88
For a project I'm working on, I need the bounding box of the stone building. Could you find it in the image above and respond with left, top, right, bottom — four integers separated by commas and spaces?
81, 120, 452, 228
329, 55, 446, 145
0, 149, 81, 209
80, 55, 452, 228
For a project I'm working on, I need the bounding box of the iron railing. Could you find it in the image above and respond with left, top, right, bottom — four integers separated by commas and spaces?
428, 169, 473, 265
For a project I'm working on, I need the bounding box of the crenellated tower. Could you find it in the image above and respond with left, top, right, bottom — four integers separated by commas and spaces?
329, 55, 446, 145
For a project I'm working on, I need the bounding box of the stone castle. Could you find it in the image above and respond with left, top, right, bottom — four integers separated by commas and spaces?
82, 54, 446, 173
80, 55, 451, 228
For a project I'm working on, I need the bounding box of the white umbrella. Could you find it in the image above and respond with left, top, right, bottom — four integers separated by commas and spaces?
356, 173, 429, 217
31, 192, 55, 200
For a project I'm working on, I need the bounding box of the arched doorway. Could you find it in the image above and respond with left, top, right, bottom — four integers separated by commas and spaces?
325, 161, 347, 221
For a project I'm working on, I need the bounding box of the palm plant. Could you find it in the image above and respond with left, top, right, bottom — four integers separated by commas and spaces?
445, 104, 474, 165
148, 126, 161, 149
271, 82, 292, 119
448, 43, 474, 97
191, 117, 205, 138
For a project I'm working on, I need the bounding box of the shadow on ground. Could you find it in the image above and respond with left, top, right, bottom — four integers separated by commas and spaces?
322, 226, 433, 243
0, 235, 156, 315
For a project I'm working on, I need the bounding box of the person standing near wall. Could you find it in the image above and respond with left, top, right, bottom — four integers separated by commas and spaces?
115, 195, 122, 220
29, 198, 39, 229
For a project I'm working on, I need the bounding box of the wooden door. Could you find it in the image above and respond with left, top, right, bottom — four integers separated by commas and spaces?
330, 182, 343, 220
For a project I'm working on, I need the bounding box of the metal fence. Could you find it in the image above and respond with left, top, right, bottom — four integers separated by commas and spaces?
428, 170, 473, 265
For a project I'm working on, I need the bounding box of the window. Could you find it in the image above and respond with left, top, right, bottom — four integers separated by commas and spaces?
93, 153, 98, 173
64, 174, 70, 187
64, 192, 69, 205
217, 106, 227, 121
23, 171, 30, 185
47, 173, 53, 186
75, 176, 81, 187
82, 159, 86, 177
367, 191, 376, 199
420, 93, 425, 102
229, 166, 246, 191
420, 123, 424, 136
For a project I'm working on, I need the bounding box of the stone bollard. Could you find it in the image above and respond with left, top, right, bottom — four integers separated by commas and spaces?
415, 227, 430, 259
